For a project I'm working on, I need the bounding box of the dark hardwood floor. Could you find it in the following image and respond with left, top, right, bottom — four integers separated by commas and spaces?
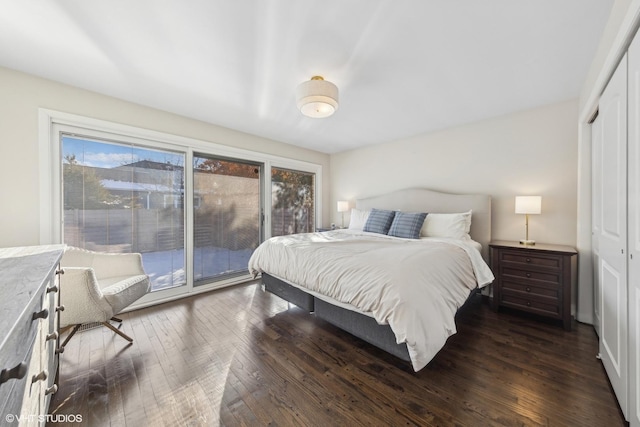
48, 282, 626, 426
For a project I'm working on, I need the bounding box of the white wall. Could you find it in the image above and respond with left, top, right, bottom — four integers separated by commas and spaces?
330, 99, 578, 247
0, 66, 330, 248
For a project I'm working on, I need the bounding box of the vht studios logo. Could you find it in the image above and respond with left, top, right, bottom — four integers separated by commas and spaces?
5, 414, 83, 423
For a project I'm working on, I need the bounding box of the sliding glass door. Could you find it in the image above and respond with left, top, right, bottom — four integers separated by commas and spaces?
61, 135, 186, 292
193, 155, 263, 285
60, 136, 266, 294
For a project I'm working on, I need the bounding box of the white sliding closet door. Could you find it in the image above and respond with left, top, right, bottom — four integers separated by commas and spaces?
628, 33, 640, 427
598, 53, 629, 420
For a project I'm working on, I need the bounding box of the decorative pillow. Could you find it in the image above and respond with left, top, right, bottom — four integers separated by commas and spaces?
363, 208, 396, 234
348, 208, 370, 231
420, 210, 472, 239
388, 212, 428, 239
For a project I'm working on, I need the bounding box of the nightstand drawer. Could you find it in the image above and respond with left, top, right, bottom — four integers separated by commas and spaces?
500, 293, 561, 317
501, 267, 561, 285
500, 250, 561, 270
501, 280, 561, 300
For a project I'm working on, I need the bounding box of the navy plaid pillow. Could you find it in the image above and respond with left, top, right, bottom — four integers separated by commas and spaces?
363, 209, 396, 234
388, 212, 428, 239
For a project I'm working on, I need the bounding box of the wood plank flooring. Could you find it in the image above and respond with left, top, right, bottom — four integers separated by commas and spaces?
48, 282, 626, 426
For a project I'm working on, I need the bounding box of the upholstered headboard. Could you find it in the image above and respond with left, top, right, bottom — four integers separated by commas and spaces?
355, 188, 492, 261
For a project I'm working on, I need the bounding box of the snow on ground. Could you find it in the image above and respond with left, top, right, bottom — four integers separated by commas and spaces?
141, 246, 253, 291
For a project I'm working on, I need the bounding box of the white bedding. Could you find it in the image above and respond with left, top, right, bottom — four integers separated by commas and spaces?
248, 229, 494, 371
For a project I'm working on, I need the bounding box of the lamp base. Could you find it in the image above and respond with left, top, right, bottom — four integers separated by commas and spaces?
519, 239, 536, 245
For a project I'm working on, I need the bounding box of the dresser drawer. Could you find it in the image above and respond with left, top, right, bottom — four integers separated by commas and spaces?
0, 290, 47, 385
499, 250, 562, 270
501, 267, 561, 285
500, 293, 561, 318
501, 280, 561, 300
0, 340, 36, 425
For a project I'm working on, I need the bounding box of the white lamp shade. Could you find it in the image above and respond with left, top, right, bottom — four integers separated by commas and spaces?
296, 76, 339, 118
515, 196, 542, 214
337, 201, 349, 212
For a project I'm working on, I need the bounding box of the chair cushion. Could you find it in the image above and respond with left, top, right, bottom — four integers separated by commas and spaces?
101, 275, 151, 314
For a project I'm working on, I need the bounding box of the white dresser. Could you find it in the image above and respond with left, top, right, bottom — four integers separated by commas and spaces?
0, 245, 65, 426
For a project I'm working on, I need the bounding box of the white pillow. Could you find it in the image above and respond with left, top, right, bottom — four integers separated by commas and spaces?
420, 210, 472, 239
348, 208, 370, 231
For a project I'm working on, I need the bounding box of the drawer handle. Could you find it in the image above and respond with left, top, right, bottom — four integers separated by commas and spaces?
56, 305, 65, 313
526, 273, 531, 278
32, 370, 48, 384
32, 308, 49, 321
55, 268, 65, 275
526, 301, 531, 307
0, 362, 28, 384
45, 384, 58, 395
46, 285, 58, 293
56, 346, 65, 355
526, 258, 531, 263
526, 287, 531, 292
46, 331, 59, 341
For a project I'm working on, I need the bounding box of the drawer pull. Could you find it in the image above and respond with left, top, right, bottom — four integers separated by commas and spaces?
526, 287, 531, 292
32, 308, 49, 321
56, 305, 65, 313
32, 370, 48, 384
526, 273, 531, 278
526, 301, 532, 307
46, 285, 59, 293
526, 258, 531, 263
46, 331, 59, 341
45, 384, 58, 395
56, 346, 65, 355
55, 268, 65, 275
0, 362, 28, 384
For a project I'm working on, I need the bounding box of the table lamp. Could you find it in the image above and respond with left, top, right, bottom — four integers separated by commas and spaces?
337, 201, 349, 228
515, 196, 541, 245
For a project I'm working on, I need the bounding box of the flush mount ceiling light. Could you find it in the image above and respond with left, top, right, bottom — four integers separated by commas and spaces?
296, 76, 339, 118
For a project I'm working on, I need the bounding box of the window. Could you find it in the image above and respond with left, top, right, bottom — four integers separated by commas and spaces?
193, 155, 262, 284
62, 135, 186, 292
271, 167, 315, 236
42, 109, 322, 307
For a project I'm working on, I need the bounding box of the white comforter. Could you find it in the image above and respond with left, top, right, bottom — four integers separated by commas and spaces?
248, 229, 494, 371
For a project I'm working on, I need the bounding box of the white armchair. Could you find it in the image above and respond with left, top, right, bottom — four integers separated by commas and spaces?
59, 247, 150, 347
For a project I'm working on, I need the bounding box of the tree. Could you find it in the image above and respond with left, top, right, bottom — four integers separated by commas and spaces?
272, 169, 314, 234
63, 154, 115, 209
194, 158, 259, 178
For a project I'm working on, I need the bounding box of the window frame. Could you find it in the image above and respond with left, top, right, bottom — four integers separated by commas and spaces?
39, 109, 322, 309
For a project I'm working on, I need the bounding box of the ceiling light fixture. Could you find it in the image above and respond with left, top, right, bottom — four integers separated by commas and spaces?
296, 76, 339, 118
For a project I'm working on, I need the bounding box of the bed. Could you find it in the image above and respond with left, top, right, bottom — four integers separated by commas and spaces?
248, 188, 494, 371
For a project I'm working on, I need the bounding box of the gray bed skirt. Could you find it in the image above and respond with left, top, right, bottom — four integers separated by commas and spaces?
262, 273, 411, 362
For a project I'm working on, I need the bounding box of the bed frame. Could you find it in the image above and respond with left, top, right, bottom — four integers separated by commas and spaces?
262, 188, 492, 363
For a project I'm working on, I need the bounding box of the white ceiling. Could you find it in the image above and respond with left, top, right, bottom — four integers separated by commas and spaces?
0, 1, 613, 154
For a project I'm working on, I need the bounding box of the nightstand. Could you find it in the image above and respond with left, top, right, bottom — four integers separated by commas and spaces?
489, 240, 577, 330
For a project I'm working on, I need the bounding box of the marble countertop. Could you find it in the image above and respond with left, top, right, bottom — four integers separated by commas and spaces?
0, 245, 65, 348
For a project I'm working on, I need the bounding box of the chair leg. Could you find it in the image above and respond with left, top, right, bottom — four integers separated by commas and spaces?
60, 325, 81, 349
102, 321, 133, 342
58, 325, 76, 336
